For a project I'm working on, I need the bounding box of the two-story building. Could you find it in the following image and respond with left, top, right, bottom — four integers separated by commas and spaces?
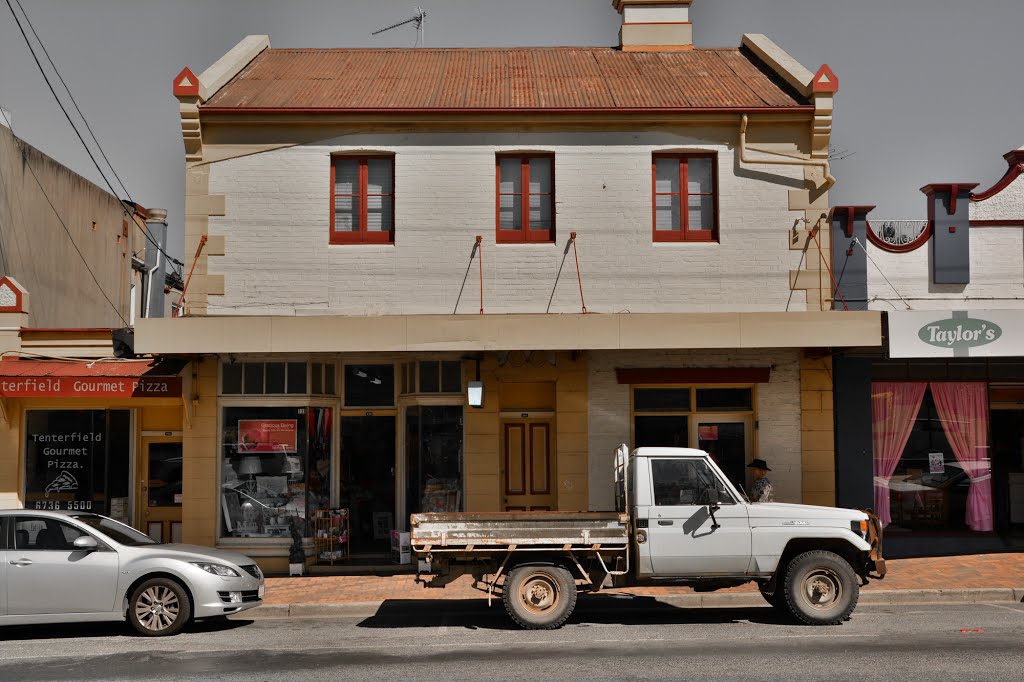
0, 115, 186, 541
830, 145, 1024, 556
140, 0, 881, 570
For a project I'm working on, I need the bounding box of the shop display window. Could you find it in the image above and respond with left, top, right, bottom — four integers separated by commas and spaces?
220, 405, 333, 539
405, 406, 464, 515
24, 410, 131, 519
872, 382, 992, 533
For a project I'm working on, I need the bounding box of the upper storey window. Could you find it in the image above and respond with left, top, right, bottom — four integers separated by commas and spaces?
497, 154, 555, 244
653, 154, 718, 243
331, 156, 395, 244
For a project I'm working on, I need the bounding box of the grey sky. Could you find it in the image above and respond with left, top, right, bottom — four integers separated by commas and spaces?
2, 0, 1022, 263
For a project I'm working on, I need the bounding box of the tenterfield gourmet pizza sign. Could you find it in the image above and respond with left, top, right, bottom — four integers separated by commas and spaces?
888, 310, 1022, 358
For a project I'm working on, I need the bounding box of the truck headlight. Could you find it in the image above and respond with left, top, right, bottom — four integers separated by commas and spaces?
190, 562, 240, 577
850, 520, 868, 538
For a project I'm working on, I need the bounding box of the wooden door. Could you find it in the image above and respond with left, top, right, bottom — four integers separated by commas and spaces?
503, 421, 555, 511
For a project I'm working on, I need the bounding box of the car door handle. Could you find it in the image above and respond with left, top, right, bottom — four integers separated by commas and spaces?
658, 520, 674, 526
9, 559, 32, 567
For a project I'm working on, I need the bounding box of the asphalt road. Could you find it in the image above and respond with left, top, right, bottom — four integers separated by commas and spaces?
1, 598, 1023, 681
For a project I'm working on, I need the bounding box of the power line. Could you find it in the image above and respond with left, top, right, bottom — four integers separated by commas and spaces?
0, 107, 129, 327
5, 0, 183, 273
14, 0, 133, 203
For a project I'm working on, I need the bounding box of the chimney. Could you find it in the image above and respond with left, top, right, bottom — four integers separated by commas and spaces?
614, 0, 693, 51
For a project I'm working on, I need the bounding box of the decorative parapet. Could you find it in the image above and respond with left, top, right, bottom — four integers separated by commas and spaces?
0, 276, 28, 313
173, 35, 270, 163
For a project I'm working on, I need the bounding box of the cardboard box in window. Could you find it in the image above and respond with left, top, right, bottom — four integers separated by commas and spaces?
391, 530, 411, 564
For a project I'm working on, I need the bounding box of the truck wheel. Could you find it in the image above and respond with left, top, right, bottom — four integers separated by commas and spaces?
127, 577, 192, 636
503, 565, 577, 630
782, 550, 859, 626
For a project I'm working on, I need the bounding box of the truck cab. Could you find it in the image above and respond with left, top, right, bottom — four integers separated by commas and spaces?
624, 447, 884, 590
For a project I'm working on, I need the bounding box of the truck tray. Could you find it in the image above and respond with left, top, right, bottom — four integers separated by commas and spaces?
410, 511, 629, 552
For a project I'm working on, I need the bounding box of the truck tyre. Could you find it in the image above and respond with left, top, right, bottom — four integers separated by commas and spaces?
782, 550, 859, 626
503, 565, 577, 630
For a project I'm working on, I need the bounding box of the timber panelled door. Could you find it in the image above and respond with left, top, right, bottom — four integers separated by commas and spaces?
503, 420, 555, 511
139, 437, 183, 543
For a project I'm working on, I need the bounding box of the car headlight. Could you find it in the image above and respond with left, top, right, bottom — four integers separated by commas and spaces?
190, 562, 240, 577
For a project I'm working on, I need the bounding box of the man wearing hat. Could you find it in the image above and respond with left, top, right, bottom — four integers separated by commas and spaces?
748, 459, 774, 503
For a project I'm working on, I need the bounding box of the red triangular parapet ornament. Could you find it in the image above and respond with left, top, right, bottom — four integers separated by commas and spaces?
812, 64, 839, 94
0, 276, 28, 313
173, 67, 200, 97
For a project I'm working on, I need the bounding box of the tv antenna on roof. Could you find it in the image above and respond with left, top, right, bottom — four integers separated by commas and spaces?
372, 6, 427, 47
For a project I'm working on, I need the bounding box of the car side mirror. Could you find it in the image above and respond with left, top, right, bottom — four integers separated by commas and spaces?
73, 535, 99, 551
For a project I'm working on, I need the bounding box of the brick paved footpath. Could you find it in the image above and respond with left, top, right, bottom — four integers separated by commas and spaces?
263, 553, 1024, 605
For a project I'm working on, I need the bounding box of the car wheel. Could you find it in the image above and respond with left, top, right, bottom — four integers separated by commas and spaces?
128, 578, 192, 636
502, 565, 577, 630
782, 550, 859, 625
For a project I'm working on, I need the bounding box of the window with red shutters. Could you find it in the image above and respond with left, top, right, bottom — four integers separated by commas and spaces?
330, 156, 395, 244
496, 154, 555, 244
653, 154, 719, 243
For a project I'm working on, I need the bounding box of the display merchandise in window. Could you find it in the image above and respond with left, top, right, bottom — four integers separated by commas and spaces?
220, 406, 333, 538
406, 406, 464, 514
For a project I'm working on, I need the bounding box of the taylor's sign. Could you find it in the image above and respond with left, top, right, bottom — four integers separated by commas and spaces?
0, 376, 182, 398
889, 310, 1023, 358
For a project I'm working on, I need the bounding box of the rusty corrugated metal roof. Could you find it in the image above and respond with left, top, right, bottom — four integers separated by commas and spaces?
202, 47, 809, 112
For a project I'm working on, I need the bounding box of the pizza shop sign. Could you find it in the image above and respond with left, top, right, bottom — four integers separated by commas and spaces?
0, 375, 182, 398
889, 310, 1021, 358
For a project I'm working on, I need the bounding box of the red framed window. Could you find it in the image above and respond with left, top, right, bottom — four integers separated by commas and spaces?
653, 154, 718, 243
330, 156, 395, 244
496, 154, 555, 244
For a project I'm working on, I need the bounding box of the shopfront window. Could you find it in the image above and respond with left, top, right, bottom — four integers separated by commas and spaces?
220, 405, 333, 539
873, 382, 992, 533
633, 386, 754, 492
24, 410, 131, 519
405, 406, 464, 514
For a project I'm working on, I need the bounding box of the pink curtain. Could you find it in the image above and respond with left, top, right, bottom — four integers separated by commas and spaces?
930, 383, 993, 532
871, 382, 927, 527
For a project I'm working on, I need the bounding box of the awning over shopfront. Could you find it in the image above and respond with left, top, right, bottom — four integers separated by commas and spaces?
0, 358, 185, 398
134, 311, 882, 354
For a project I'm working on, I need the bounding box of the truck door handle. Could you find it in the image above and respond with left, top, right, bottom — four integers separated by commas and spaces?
658, 520, 674, 526
10, 558, 32, 567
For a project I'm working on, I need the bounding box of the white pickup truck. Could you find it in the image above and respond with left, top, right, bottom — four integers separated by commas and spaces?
412, 445, 885, 629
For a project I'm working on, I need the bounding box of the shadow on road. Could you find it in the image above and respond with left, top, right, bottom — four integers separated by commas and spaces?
0, 616, 253, 641
358, 595, 789, 630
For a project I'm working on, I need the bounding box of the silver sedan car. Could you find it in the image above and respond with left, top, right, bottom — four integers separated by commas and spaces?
1, 510, 264, 636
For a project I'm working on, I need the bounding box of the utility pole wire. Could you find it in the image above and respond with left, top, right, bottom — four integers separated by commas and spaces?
14, 0, 133, 203
0, 107, 129, 327
5, 0, 184, 272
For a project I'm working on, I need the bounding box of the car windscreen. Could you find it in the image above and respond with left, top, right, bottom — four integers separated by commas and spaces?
70, 514, 159, 546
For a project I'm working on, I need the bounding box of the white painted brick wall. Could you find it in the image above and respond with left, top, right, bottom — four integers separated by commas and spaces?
587, 349, 802, 511
206, 131, 806, 315
867, 229, 1024, 311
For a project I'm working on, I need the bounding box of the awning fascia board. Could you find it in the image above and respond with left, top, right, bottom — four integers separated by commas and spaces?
135, 311, 882, 354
